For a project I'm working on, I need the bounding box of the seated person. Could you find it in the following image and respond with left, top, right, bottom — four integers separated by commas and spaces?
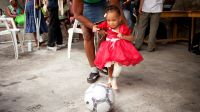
5, 0, 24, 26
4, 0, 24, 43
25, 0, 48, 47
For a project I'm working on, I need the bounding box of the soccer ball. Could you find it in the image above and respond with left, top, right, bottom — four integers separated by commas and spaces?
84, 83, 115, 112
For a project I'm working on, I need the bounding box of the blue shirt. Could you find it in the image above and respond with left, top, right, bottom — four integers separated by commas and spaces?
84, 0, 102, 4
47, 0, 58, 8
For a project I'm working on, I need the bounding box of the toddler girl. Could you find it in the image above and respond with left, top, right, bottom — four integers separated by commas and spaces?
93, 5, 143, 91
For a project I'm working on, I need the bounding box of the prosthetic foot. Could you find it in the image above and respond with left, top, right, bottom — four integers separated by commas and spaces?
107, 77, 112, 88
111, 63, 121, 91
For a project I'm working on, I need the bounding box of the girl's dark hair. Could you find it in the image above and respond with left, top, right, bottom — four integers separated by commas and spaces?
105, 5, 121, 16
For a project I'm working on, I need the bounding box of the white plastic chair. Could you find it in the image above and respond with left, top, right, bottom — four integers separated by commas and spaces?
67, 19, 83, 59
67, 19, 101, 59
0, 17, 22, 59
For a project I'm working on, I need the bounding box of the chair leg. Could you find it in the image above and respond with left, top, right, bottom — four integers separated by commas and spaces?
11, 31, 19, 59
36, 19, 40, 49
68, 29, 73, 59
18, 30, 25, 53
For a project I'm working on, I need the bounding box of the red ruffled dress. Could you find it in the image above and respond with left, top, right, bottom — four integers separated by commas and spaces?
94, 21, 143, 69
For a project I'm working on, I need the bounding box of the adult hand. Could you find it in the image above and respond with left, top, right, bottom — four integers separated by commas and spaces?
139, 7, 143, 14
122, 0, 131, 9
139, 0, 144, 15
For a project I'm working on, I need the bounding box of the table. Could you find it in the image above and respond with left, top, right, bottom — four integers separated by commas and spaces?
160, 11, 200, 51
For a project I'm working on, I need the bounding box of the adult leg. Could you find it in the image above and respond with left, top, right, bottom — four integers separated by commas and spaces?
33, 32, 38, 47
81, 25, 99, 83
47, 8, 56, 47
39, 11, 48, 44
134, 12, 149, 49
81, 25, 96, 67
54, 8, 63, 45
47, 7, 63, 47
123, 9, 133, 29
82, 1, 106, 83
147, 13, 160, 52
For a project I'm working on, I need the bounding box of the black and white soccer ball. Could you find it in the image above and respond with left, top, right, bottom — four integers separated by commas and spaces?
84, 83, 115, 112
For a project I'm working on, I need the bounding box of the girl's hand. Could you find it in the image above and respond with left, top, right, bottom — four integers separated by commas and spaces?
98, 29, 107, 37
118, 32, 134, 41
117, 33, 123, 39
92, 25, 100, 32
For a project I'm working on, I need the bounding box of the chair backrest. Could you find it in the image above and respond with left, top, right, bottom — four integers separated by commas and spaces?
0, 17, 19, 35
0, 17, 20, 59
67, 19, 82, 59
72, 19, 82, 34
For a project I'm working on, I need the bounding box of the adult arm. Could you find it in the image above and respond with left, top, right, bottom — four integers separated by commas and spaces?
4, 7, 17, 18
117, 24, 134, 41
122, 0, 131, 8
139, 0, 144, 14
120, 34, 134, 41
73, 0, 94, 29
116, 29, 134, 41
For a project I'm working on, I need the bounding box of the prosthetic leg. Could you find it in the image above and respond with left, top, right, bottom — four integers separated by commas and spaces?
111, 62, 122, 90
107, 65, 114, 88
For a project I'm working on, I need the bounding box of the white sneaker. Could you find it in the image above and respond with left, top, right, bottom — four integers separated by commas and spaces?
47, 46, 57, 51
57, 44, 66, 50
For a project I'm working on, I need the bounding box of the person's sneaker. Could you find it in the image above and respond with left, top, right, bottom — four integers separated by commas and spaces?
57, 44, 66, 50
135, 45, 141, 51
136, 47, 141, 51
147, 47, 156, 52
147, 45, 157, 52
47, 46, 57, 51
87, 72, 100, 83
98, 67, 108, 75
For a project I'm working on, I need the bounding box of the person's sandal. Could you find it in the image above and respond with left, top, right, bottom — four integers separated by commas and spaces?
87, 72, 100, 83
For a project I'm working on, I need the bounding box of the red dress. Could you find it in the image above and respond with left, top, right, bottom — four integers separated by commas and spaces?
94, 21, 143, 69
